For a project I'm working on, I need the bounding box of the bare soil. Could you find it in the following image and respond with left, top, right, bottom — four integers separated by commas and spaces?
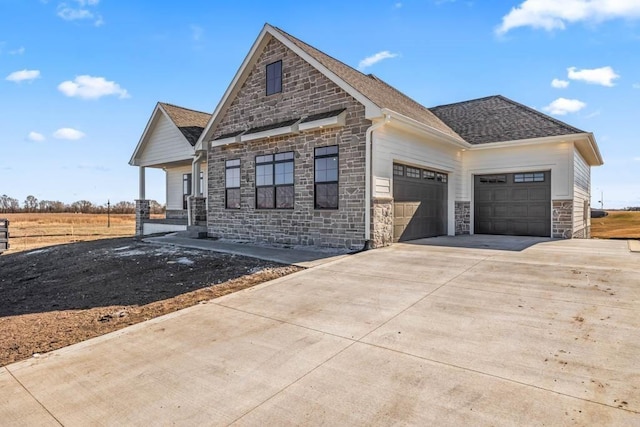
0, 237, 300, 366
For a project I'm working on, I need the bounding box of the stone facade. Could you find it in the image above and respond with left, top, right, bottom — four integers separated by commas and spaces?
189, 196, 207, 225
207, 37, 370, 250
135, 199, 150, 236
572, 225, 590, 238
166, 209, 188, 219
455, 201, 470, 235
371, 197, 394, 248
552, 200, 573, 238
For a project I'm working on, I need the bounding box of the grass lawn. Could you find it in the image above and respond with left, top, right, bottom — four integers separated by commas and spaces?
591, 211, 640, 239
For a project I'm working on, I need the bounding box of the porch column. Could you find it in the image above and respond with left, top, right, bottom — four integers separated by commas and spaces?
138, 166, 146, 200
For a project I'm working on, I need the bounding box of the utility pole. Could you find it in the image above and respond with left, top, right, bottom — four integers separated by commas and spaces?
107, 199, 111, 228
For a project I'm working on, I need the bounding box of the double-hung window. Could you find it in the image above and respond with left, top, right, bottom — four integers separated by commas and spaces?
266, 60, 282, 96
314, 146, 339, 209
225, 160, 241, 209
256, 152, 294, 209
182, 173, 192, 209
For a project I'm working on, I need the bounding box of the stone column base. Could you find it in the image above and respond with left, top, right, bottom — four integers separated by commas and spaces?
455, 201, 470, 235
189, 196, 207, 226
552, 200, 573, 238
371, 197, 394, 248
135, 199, 150, 236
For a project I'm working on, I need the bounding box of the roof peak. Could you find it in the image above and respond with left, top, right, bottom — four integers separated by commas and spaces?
158, 102, 210, 116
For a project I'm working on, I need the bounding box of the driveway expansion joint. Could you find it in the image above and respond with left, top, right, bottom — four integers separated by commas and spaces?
3, 366, 64, 426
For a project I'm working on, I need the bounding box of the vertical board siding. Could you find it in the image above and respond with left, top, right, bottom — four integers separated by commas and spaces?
166, 165, 192, 210
573, 147, 591, 236
138, 114, 194, 166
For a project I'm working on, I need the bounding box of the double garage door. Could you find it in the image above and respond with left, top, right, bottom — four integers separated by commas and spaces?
474, 171, 551, 237
393, 164, 448, 242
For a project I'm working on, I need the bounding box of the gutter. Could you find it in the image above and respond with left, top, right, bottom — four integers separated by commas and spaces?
364, 114, 389, 249
187, 152, 205, 226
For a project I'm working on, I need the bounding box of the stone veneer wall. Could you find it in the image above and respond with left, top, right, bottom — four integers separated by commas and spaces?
207, 37, 370, 250
135, 199, 150, 236
572, 225, 590, 238
166, 209, 188, 220
553, 200, 573, 238
455, 201, 470, 235
371, 197, 394, 248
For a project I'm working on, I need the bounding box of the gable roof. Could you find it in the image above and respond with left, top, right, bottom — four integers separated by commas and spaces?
196, 24, 464, 149
429, 95, 585, 145
159, 102, 211, 146
273, 26, 463, 142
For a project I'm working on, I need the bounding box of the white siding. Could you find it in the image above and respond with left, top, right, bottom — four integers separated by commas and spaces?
573, 147, 591, 236
372, 125, 463, 236
166, 165, 193, 210
137, 113, 195, 166
461, 142, 573, 201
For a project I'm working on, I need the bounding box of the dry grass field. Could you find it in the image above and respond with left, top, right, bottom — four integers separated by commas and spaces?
1, 213, 162, 254
591, 211, 640, 239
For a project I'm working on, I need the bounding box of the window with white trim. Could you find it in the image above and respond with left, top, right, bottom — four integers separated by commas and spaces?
225, 159, 240, 209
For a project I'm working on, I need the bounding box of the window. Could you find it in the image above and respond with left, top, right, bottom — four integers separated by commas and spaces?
423, 170, 435, 180
225, 159, 240, 209
183, 173, 192, 209
514, 172, 545, 183
266, 60, 282, 96
436, 173, 448, 183
479, 175, 506, 184
314, 145, 339, 209
406, 167, 421, 178
199, 171, 204, 196
393, 164, 404, 176
255, 152, 294, 209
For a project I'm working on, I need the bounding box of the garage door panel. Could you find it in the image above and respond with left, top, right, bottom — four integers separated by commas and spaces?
474, 172, 550, 237
393, 165, 448, 242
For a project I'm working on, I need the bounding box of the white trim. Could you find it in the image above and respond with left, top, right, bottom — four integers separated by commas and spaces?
299, 110, 347, 131
380, 108, 470, 149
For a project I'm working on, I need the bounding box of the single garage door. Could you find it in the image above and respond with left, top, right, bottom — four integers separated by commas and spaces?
474, 171, 551, 237
393, 163, 448, 242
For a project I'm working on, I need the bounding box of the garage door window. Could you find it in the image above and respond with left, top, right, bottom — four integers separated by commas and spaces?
514, 172, 545, 183
406, 167, 421, 178
479, 175, 507, 184
393, 164, 404, 176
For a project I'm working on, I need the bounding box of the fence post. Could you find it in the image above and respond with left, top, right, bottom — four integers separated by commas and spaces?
0, 218, 9, 253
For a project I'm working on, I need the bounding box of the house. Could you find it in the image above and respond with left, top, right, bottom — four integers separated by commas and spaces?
131, 24, 603, 249
129, 102, 210, 235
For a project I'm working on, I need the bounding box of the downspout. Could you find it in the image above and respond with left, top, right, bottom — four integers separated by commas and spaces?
363, 114, 389, 250
188, 152, 205, 226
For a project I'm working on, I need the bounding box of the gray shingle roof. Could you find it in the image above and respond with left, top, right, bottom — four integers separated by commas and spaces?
159, 102, 211, 146
429, 95, 585, 145
272, 26, 464, 142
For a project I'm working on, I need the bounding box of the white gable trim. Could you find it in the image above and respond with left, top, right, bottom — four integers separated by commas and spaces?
129, 103, 194, 166
195, 24, 382, 151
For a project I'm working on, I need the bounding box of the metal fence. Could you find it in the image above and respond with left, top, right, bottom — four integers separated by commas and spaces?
0, 219, 9, 253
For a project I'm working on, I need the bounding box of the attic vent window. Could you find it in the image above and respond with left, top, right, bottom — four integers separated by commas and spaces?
266, 60, 282, 95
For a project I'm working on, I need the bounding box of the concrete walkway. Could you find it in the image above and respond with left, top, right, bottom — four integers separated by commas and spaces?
2, 236, 639, 425
143, 234, 351, 268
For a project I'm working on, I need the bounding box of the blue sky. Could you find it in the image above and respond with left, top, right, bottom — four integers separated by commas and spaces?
1, 0, 639, 208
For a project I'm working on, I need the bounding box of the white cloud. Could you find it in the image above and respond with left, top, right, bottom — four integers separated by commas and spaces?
551, 78, 569, 88
28, 131, 46, 142
632, 83, 640, 89
496, 0, 640, 35
358, 51, 399, 70
6, 69, 41, 83
9, 47, 25, 55
567, 66, 619, 87
57, 0, 103, 26
394, 2, 403, 8
58, 75, 130, 99
53, 128, 86, 140
543, 98, 587, 115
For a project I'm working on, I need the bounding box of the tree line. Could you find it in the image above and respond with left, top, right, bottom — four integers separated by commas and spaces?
0, 195, 165, 214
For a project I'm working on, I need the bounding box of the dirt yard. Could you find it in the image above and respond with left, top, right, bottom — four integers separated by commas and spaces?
0, 237, 300, 366
591, 211, 640, 239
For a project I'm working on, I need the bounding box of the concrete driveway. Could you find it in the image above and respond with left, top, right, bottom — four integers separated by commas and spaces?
2, 236, 639, 425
